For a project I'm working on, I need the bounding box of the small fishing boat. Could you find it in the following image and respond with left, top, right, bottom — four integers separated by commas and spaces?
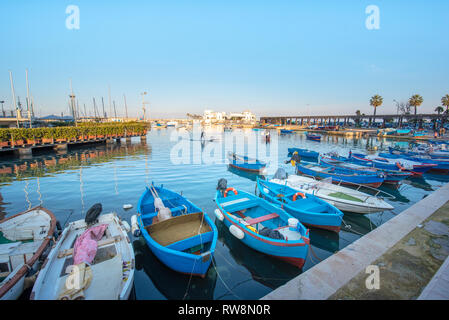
257, 178, 343, 233
396, 129, 412, 136
135, 184, 217, 277
31, 207, 134, 300
227, 152, 267, 173
166, 121, 178, 127
296, 162, 385, 188
349, 153, 437, 175
306, 133, 321, 142
379, 152, 449, 173
0, 206, 58, 300
287, 148, 319, 160
319, 155, 412, 185
214, 179, 309, 268
280, 129, 293, 134
388, 146, 449, 160
269, 172, 394, 214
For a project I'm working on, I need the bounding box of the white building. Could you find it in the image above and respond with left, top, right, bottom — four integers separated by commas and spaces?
203, 110, 256, 124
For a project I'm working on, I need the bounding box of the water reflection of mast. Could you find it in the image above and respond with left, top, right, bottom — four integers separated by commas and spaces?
79, 164, 85, 214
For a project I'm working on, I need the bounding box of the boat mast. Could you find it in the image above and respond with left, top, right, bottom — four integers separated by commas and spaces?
123, 94, 128, 121
108, 85, 112, 122
9, 71, 19, 128
26, 69, 32, 128
69, 78, 77, 126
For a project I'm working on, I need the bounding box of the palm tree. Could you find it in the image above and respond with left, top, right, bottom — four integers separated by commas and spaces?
370, 95, 383, 117
409, 94, 423, 116
409, 94, 423, 128
442, 94, 449, 114
435, 106, 444, 115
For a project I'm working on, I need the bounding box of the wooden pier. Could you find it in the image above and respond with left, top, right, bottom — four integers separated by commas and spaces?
0, 133, 147, 158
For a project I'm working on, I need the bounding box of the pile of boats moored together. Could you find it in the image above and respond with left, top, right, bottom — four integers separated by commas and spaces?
1, 141, 447, 300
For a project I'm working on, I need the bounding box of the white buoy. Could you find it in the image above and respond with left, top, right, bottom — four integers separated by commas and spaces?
123, 204, 133, 210
131, 215, 140, 237
214, 209, 224, 221
229, 225, 244, 239
288, 218, 299, 230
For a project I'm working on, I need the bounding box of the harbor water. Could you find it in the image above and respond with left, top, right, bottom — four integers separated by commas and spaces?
1, 127, 448, 300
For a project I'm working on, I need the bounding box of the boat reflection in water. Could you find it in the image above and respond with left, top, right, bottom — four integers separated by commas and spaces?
341, 212, 378, 236
308, 228, 339, 254
227, 165, 265, 182
133, 237, 217, 300
216, 220, 301, 290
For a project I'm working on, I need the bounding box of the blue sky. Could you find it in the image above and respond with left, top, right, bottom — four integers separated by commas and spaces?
0, 0, 448, 118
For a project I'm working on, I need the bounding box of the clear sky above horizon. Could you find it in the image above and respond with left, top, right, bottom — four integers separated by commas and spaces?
1, 0, 448, 119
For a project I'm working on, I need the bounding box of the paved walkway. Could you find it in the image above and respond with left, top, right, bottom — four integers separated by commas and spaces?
262, 182, 449, 300
418, 255, 449, 300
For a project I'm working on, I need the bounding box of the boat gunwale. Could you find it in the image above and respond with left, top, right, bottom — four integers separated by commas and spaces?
0, 206, 57, 299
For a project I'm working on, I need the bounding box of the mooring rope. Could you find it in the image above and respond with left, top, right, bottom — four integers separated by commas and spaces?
183, 210, 206, 300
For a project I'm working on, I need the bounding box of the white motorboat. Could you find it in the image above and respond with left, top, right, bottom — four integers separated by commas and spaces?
0, 206, 57, 300
31, 212, 134, 300
270, 174, 394, 214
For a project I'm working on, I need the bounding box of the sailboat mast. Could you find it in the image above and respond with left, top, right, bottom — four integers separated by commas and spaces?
26, 69, 32, 128
9, 71, 19, 128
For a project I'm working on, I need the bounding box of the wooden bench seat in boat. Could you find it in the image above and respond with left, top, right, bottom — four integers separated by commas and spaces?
245, 213, 279, 226
146, 212, 211, 247
220, 198, 259, 213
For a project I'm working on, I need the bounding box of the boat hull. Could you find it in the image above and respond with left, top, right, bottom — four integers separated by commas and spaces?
137, 185, 218, 278
217, 207, 308, 269
257, 179, 343, 233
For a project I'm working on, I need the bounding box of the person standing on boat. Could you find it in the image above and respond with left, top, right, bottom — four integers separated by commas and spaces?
285, 151, 301, 166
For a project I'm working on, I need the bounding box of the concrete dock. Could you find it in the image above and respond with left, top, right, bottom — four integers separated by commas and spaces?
262, 182, 449, 300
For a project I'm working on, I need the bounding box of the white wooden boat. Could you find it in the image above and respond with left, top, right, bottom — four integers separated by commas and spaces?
0, 206, 57, 300
31, 212, 134, 300
270, 175, 394, 214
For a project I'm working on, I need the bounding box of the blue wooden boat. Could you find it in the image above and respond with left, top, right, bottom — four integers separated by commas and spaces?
280, 129, 293, 134
349, 153, 437, 175
388, 147, 449, 160
214, 179, 309, 268
306, 133, 321, 141
396, 129, 411, 135
319, 155, 412, 185
227, 152, 267, 172
296, 161, 385, 188
287, 148, 319, 160
137, 183, 218, 277
379, 152, 449, 173
256, 178, 343, 233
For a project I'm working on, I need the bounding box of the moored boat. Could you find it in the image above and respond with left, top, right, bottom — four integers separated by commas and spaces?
319, 155, 412, 185
269, 173, 394, 214
31, 207, 134, 300
349, 153, 437, 175
306, 133, 321, 141
280, 129, 293, 134
136, 183, 217, 277
379, 152, 449, 173
287, 148, 319, 160
227, 152, 267, 173
0, 206, 58, 300
296, 161, 385, 188
257, 178, 343, 233
214, 179, 310, 268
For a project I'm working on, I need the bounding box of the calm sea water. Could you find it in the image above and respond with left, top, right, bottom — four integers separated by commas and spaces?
1, 127, 448, 300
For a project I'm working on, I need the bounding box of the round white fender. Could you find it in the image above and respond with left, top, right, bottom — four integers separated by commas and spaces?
229, 225, 244, 239
121, 221, 131, 233
131, 215, 140, 237
214, 209, 224, 221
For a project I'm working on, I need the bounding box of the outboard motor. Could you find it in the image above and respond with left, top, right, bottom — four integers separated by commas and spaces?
85, 203, 102, 225
273, 168, 288, 180
217, 178, 228, 196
